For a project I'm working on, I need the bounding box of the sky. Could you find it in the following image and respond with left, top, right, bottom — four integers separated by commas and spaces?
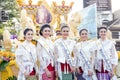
27, 0, 120, 13
111, 0, 120, 12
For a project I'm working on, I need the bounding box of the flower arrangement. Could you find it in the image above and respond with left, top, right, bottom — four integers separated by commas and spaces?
0, 51, 15, 71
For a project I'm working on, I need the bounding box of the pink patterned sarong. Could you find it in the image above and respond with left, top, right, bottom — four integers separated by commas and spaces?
42, 63, 55, 80
42, 71, 55, 80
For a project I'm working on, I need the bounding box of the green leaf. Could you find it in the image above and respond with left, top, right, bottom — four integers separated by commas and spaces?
7, 76, 17, 80
13, 76, 17, 80
0, 60, 9, 71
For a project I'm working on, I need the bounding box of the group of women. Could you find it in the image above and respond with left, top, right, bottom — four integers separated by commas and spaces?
15, 24, 118, 80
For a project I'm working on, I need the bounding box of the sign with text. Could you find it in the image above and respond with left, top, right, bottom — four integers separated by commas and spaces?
83, 0, 111, 11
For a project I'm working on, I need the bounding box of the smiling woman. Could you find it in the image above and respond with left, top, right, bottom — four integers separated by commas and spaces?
36, 24, 56, 80
15, 28, 38, 80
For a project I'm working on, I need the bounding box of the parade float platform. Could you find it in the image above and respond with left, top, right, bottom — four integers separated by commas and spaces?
0, 40, 37, 80
0, 61, 19, 80
0, 46, 120, 80
0, 51, 19, 80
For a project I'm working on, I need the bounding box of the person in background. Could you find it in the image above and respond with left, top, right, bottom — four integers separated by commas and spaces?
15, 28, 38, 80
36, 24, 56, 80
54, 25, 76, 80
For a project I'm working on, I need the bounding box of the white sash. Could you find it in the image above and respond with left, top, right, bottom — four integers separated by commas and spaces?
59, 40, 74, 74
79, 49, 91, 69
60, 40, 73, 67
79, 48, 98, 80
38, 39, 54, 66
97, 41, 112, 72
96, 41, 117, 80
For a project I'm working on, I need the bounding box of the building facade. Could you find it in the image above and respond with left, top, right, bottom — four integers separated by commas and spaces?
83, 0, 113, 26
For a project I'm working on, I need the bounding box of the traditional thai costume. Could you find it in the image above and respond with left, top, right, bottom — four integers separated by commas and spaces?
15, 40, 38, 80
75, 40, 97, 80
37, 36, 55, 80
54, 38, 76, 80
91, 39, 118, 80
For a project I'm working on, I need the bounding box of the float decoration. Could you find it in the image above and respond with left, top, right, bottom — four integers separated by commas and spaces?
3, 30, 12, 51
0, 51, 15, 71
52, 1, 74, 31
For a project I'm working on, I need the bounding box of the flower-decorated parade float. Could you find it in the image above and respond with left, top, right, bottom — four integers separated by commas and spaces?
0, 30, 19, 80
116, 51, 120, 79
0, 0, 74, 80
1, 0, 120, 80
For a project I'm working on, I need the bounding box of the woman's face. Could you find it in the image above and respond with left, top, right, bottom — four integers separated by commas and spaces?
80, 30, 88, 41
99, 28, 107, 39
61, 27, 70, 39
25, 30, 33, 42
42, 27, 51, 38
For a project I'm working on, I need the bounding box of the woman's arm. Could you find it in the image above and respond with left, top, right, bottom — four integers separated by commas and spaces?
111, 43, 118, 74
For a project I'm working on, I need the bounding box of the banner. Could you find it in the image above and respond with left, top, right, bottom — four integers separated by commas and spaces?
78, 3, 97, 39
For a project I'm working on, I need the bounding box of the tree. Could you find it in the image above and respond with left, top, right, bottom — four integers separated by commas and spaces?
0, 0, 20, 19
0, 0, 20, 39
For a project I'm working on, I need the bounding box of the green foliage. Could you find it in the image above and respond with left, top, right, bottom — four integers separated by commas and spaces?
0, 28, 3, 39
0, 0, 20, 35
7, 75, 17, 80
0, 60, 9, 71
0, 0, 20, 19
10, 29, 17, 34
0, 22, 4, 39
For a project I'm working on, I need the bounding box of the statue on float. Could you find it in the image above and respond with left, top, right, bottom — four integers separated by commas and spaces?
20, 9, 36, 40
69, 12, 81, 38
20, 9, 36, 32
3, 29, 12, 51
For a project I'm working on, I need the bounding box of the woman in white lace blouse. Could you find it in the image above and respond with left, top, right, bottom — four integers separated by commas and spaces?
15, 28, 38, 80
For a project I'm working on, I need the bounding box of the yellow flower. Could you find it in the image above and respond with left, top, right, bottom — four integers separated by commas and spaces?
0, 53, 2, 57
117, 51, 120, 59
2, 52, 8, 57
11, 53, 15, 57
31, 41, 36, 45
